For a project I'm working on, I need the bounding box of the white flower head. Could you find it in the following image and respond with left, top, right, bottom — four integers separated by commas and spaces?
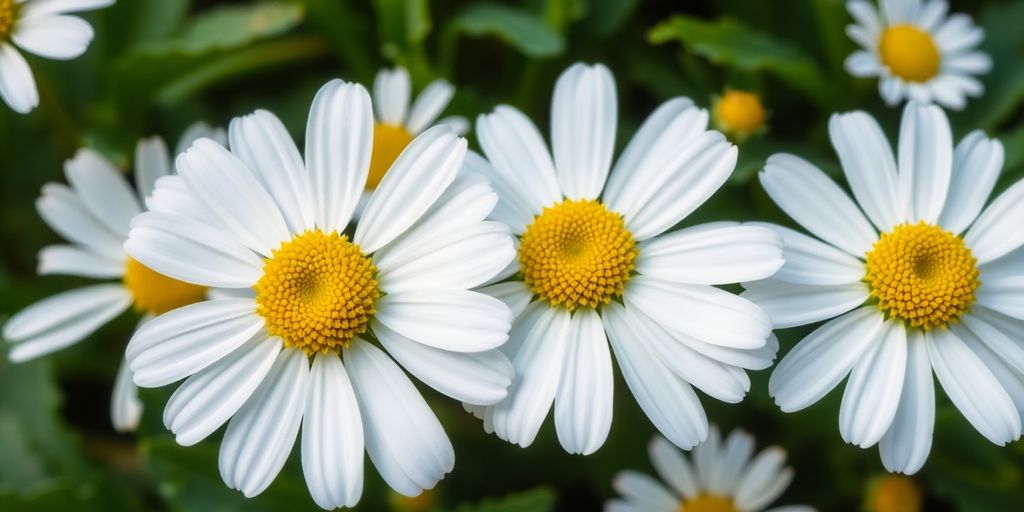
607, 428, 815, 512
844, 0, 991, 110
465, 62, 784, 455
1, 122, 226, 433
750, 101, 1024, 474
123, 79, 517, 509
0, 0, 114, 113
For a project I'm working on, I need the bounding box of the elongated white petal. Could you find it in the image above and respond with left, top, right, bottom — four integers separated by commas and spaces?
476, 106, 562, 212
478, 282, 532, 319
648, 436, 700, 499
878, 330, 934, 474
406, 79, 454, 134
551, 63, 616, 200
897, 102, 953, 223
706, 429, 755, 495
38, 244, 123, 278
741, 279, 869, 328
735, 446, 788, 509
12, 15, 93, 60
374, 290, 511, 353
64, 148, 141, 238
0, 43, 39, 113
829, 111, 901, 231
612, 471, 678, 512
839, 320, 907, 448
749, 222, 866, 285
373, 67, 411, 125
376, 222, 514, 292
939, 131, 1003, 234
111, 356, 143, 432
636, 223, 783, 285
964, 178, 1024, 264
134, 136, 171, 202
37, 183, 124, 261
20, 0, 114, 18
554, 309, 613, 455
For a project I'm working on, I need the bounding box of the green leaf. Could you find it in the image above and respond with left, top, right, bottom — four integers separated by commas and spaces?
454, 487, 556, 512
134, 2, 305, 56
648, 15, 832, 106
374, 0, 432, 60
446, 3, 565, 58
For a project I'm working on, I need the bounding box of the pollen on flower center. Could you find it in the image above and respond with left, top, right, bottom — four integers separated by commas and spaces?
878, 24, 941, 82
864, 222, 979, 330
678, 494, 737, 512
714, 89, 765, 136
518, 199, 637, 311
367, 123, 414, 190
0, 0, 17, 39
123, 257, 208, 315
255, 230, 381, 354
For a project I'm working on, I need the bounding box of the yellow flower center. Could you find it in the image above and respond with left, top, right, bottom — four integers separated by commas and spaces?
878, 24, 941, 82
0, 0, 17, 39
714, 90, 766, 136
518, 199, 637, 311
678, 494, 737, 512
367, 123, 414, 190
864, 222, 979, 330
254, 230, 381, 355
123, 258, 208, 315
869, 475, 922, 512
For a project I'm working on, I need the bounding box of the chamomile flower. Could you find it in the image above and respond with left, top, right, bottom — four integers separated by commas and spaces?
747, 102, 1024, 474
607, 428, 815, 512
1, 122, 225, 433
0, 0, 114, 113
712, 89, 767, 142
123, 79, 516, 509
844, 0, 991, 109
464, 62, 784, 455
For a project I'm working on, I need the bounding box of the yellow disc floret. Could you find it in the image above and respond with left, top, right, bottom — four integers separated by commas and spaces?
714, 89, 766, 137
367, 123, 414, 190
879, 24, 941, 82
518, 199, 637, 310
123, 258, 208, 315
255, 230, 381, 354
868, 475, 923, 512
678, 494, 737, 512
0, 0, 17, 39
864, 222, 979, 330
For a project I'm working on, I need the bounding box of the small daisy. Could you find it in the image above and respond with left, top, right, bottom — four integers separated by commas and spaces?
607, 428, 815, 512
464, 62, 784, 455
123, 79, 516, 509
712, 89, 767, 142
844, 0, 991, 110
0, 0, 114, 113
747, 102, 1024, 474
1, 122, 225, 433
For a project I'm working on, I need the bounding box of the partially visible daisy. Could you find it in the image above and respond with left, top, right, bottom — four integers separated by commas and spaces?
607, 428, 815, 512
747, 102, 1024, 474
1, 122, 225, 433
712, 89, 767, 142
465, 62, 783, 455
124, 79, 515, 509
867, 475, 923, 512
844, 0, 991, 109
0, 0, 114, 113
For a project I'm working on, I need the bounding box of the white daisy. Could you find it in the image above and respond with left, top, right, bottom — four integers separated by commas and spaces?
464, 62, 784, 455
0, 0, 114, 113
123, 79, 516, 509
844, 0, 991, 110
607, 428, 815, 512
747, 101, 1024, 474
1, 122, 225, 433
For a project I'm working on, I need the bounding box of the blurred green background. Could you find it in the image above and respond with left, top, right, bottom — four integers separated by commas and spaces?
1, 0, 1023, 510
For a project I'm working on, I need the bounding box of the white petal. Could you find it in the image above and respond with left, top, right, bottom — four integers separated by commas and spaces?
551, 63, 616, 200
12, 15, 93, 60
306, 80, 373, 234
37, 183, 124, 261
0, 43, 39, 113
934, 14, 983, 54
163, 335, 280, 446
967, 334, 1024, 430
636, 223, 783, 285
878, 330, 934, 474
126, 299, 264, 387
749, 222, 866, 285
943, 52, 992, 75
356, 126, 466, 253
476, 106, 562, 212
626, 276, 771, 349
938, 131, 1003, 234
4, 284, 131, 362
604, 303, 709, 449
375, 320, 513, 405
134, 136, 170, 202
374, 290, 512, 352
345, 339, 454, 496
915, 0, 948, 30
219, 348, 308, 498
829, 111, 901, 231
880, 0, 917, 24
229, 109, 314, 235
648, 436, 700, 499
477, 282, 532, 319
897, 102, 953, 223
64, 148, 141, 238
741, 279, 869, 329
762, 154, 878, 257
406, 79, 455, 134
176, 139, 290, 256
460, 150, 535, 233
839, 320, 907, 447
176, 121, 227, 155
20, 0, 114, 18
927, 328, 1021, 444
735, 447, 789, 509
611, 471, 678, 512
111, 356, 143, 433
705, 429, 755, 495
879, 77, 907, 106
964, 178, 1024, 264
436, 115, 469, 136
37, 244, 122, 278
769, 307, 884, 412
738, 467, 794, 512
847, 1, 882, 36
373, 67, 411, 125
845, 51, 882, 76
977, 283, 1024, 324
301, 353, 364, 509
554, 309, 613, 455
960, 311, 1024, 374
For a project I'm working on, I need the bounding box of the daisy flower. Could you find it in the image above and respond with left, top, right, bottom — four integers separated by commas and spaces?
464, 62, 784, 455
607, 428, 815, 512
844, 0, 991, 110
1, 122, 225, 433
0, 0, 114, 113
747, 101, 1024, 474
712, 89, 767, 142
123, 79, 516, 509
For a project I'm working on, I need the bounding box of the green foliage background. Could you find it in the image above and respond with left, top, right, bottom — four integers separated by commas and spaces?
1, 0, 1023, 510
